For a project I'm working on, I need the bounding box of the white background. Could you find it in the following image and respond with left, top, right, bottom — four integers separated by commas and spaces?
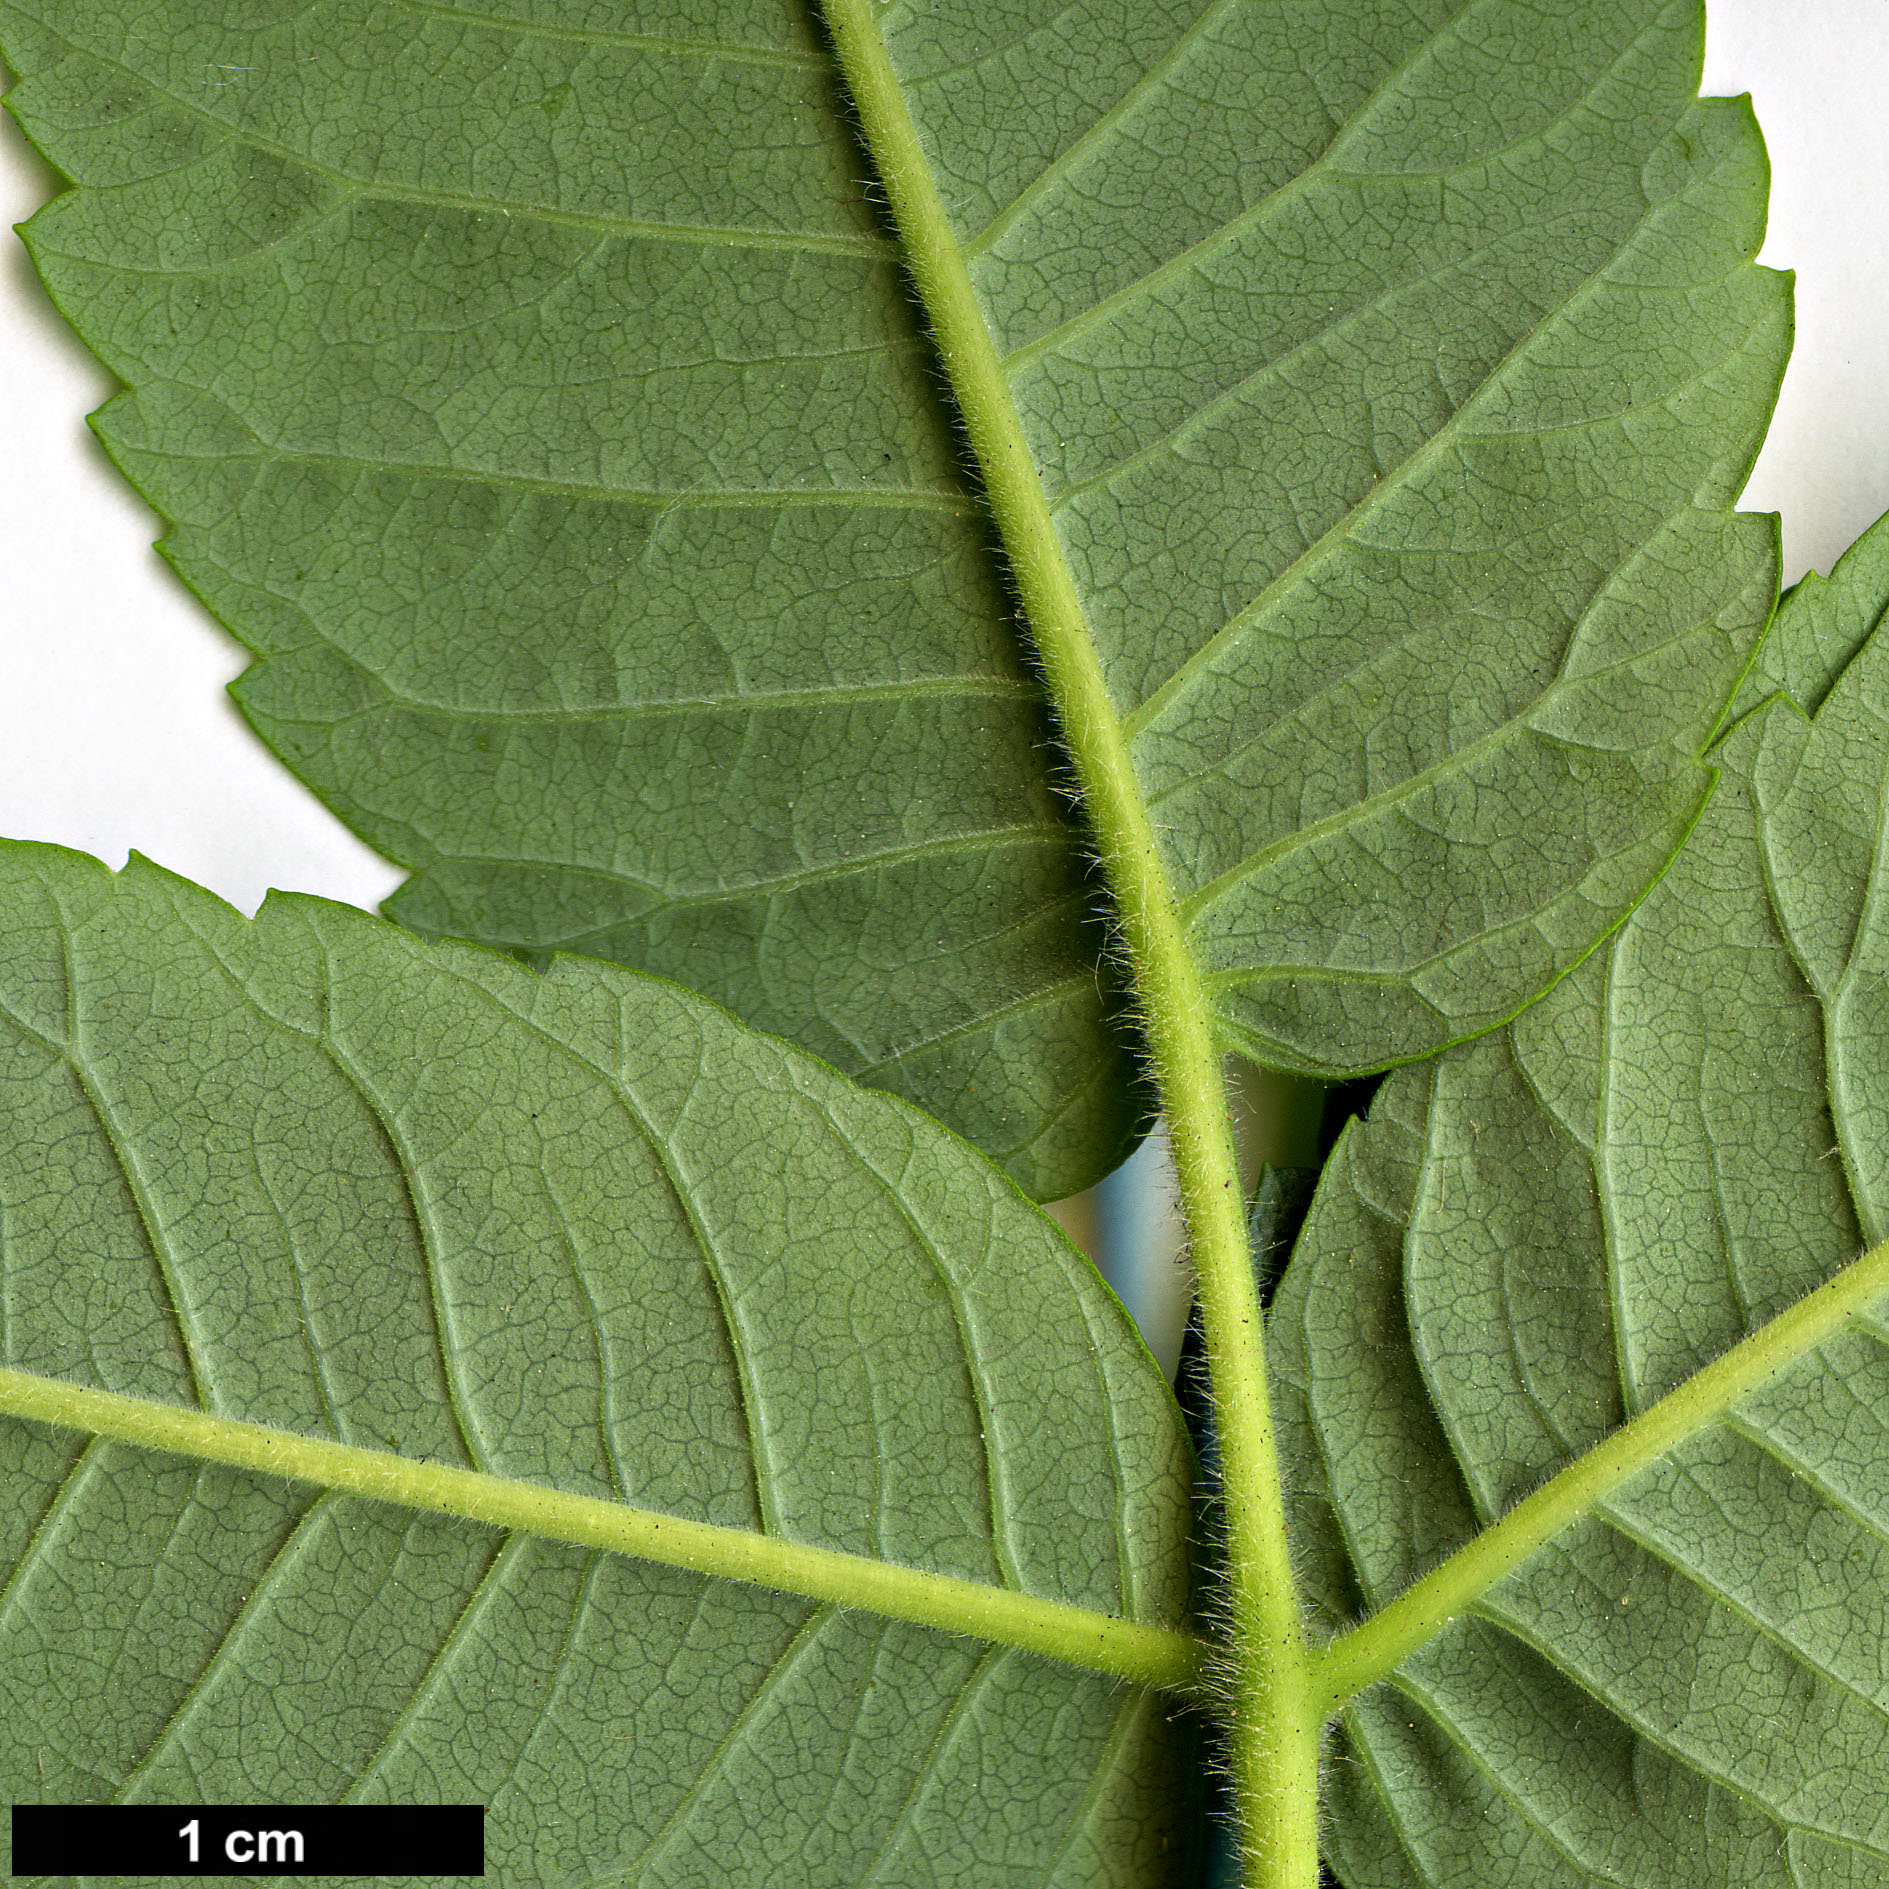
2, 3, 1886, 918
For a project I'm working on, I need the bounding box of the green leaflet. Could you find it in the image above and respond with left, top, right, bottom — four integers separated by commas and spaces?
845, 0, 1784, 1072
0, 0, 1784, 1172
0, 844, 1202, 1882
1733, 519, 1889, 722
0, 0, 1143, 1203
1273, 512, 1889, 1884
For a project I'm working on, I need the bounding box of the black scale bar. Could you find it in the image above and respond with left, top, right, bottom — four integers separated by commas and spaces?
12, 1805, 483, 1877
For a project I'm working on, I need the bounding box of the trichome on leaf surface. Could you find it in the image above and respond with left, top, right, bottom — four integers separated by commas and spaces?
1, 1, 1886, 1883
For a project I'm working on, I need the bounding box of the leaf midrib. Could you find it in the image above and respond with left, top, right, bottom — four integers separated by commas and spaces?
0, 1365, 1208, 1694
1309, 1232, 1889, 1715
820, 2, 1321, 1860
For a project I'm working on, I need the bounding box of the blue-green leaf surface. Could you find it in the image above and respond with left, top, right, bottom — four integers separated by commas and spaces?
0, 844, 1201, 1885
0, 0, 1786, 1139
834, 0, 1785, 1071
1275, 511, 1889, 1884
0, 1, 1143, 1202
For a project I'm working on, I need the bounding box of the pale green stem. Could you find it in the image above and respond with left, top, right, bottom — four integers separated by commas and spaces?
1310, 1233, 1889, 1715
819, 7, 1319, 1880
0, 1366, 1207, 1694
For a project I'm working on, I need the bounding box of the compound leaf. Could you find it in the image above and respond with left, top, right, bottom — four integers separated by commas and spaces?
1274, 510, 1889, 1885
0, 843, 1202, 1884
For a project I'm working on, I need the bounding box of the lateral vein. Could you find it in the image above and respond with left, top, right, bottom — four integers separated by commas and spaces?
1310, 1234, 1889, 1715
